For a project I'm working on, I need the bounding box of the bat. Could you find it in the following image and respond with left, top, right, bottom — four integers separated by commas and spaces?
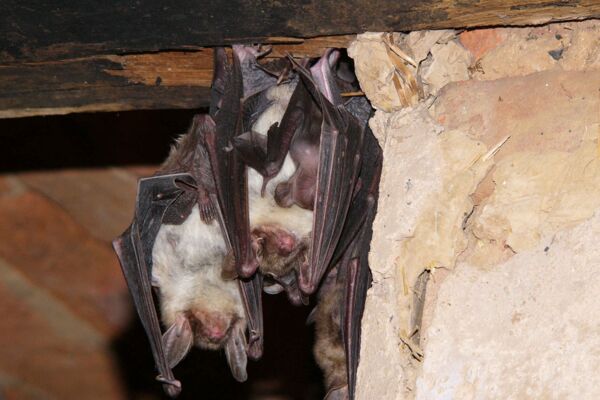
113, 44, 382, 399
112, 47, 267, 396
111, 45, 304, 395
235, 48, 382, 399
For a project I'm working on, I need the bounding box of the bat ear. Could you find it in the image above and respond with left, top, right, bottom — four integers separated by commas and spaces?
162, 313, 194, 369
324, 384, 349, 400
263, 282, 285, 295
224, 321, 248, 382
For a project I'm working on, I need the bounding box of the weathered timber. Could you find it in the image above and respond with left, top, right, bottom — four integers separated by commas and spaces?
0, 38, 354, 118
0, 52, 211, 118
1, 0, 599, 63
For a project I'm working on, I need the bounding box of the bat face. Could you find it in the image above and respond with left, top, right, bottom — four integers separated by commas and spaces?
152, 205, 249, 381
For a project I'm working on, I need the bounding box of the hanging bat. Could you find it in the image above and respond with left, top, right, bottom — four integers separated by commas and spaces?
234, 48, 382, 399
112, 46, 268, 396
113, 44, 382, 399
111, 45, 307, 395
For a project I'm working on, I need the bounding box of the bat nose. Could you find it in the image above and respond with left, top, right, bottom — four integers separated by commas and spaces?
202, 325, 226, 341
194, 311, 229, 342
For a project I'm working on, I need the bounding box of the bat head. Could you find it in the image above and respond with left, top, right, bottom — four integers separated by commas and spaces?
252, 224, 297, 258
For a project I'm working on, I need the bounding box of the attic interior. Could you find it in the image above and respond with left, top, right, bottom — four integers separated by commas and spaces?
1, 1, 600, 400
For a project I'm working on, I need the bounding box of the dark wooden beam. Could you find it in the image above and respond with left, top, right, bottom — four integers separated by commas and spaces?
0, 37, 354, 118
1, 1, 598, 118
0, 52, 211, 118
2, 0, 599, 63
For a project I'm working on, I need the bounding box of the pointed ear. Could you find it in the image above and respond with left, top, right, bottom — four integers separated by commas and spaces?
324, 384, 349, 400
162, 313, 193, 369
224, 321, 248, 382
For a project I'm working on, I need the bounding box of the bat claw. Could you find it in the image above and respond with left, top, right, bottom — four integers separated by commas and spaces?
246, 329, 263, 360
254, 44, 272, 58
260, 177, 272, 197
156, 375, 182, 398
299, 274, 317, 295
199, 202, 216, 223
238, 257, 260, 278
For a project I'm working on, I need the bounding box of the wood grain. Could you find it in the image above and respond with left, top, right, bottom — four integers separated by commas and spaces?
1, 0, 599, 118
0, 38, 357, 118
1, 1, 598, 63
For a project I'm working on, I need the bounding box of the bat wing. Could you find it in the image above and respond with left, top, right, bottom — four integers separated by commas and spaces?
338, 201, 375, 400
113, 173, 197, 398
234, 79, 312, 190
337, 128, 382, 399
233, 44, 278, 98
257, 57, 293, 83
295, 51, 383, 398
330, 125, 382, 266
207, 47, 258, 278
238, 273, 264, 360
289, 54, 366, 295
208, 47, 264, 359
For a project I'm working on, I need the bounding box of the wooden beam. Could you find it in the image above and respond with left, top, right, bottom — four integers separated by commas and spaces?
0, 52, 211, 118
0, 37, 354, 118
1, 1, 599, 63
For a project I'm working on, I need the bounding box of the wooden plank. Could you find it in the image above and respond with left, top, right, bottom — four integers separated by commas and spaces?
1, 0, 599, 63
0, 53, 211, 118
0, 37, 355, 118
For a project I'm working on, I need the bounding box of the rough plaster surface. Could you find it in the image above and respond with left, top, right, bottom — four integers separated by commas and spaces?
417, 212, 600, 399
348, 32, 419, 112
349, 30, 472, 111
461, 20, 600, 81
472, 142, 600, 258
350, 19, 600, 400
357, 106, 494, 399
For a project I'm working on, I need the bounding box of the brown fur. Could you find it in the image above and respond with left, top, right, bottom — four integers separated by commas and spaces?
253, 225, 308, 278
313, 277, 347, 393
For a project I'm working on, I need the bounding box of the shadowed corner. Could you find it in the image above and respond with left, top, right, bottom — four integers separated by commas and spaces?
110, 314, 249, 400
0, 109, 199, 172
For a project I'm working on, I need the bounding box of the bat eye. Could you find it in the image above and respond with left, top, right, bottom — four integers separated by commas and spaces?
156, 193, 163, 199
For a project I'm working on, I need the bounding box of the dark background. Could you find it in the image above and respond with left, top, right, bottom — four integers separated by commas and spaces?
0, 110, 323, 400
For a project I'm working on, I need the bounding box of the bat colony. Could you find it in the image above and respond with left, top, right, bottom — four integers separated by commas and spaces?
113, 45, 382, 399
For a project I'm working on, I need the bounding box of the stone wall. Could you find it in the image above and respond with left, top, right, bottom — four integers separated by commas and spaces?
350, 20, 600, 399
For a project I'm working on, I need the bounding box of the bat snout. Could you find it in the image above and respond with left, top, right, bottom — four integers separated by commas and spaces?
201, 324, 227, 341
192, 311, 231, 345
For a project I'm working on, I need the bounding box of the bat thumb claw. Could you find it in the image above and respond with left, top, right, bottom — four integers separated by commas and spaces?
238, 258, 259, 278
156, 376, 182, 398
260, 175, 274, 197
246, 339, 263, 360
299, 274, 317, 295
